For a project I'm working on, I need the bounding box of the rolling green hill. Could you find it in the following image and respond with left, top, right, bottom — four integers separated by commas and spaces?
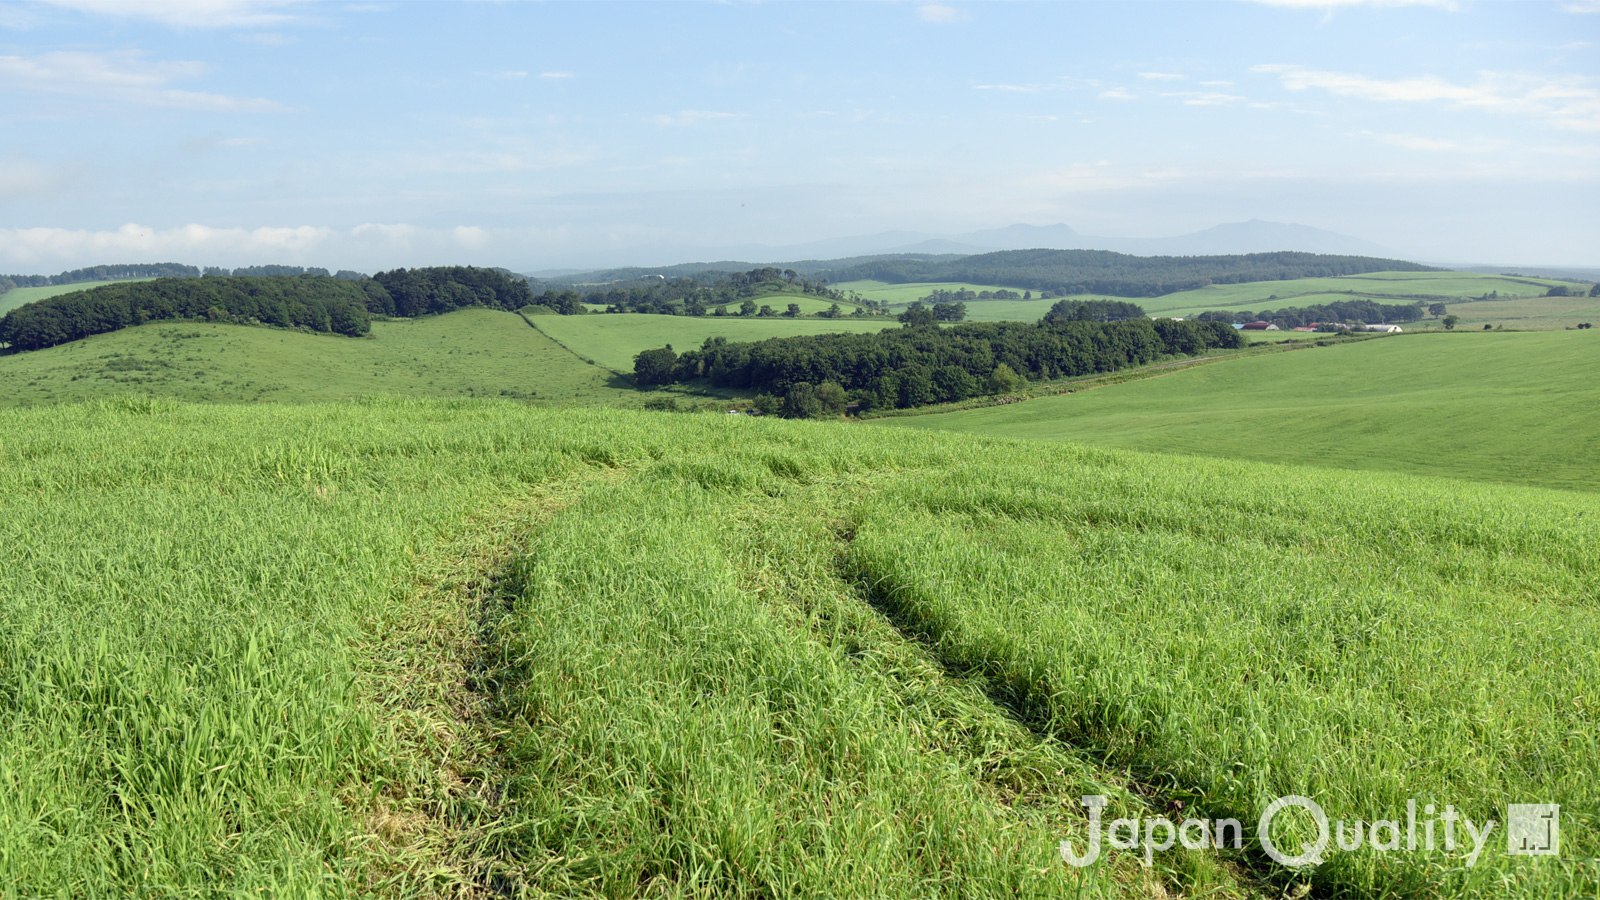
874, 330, 1600, 491
0, 307, 632, 407
530, 312, 893, 373
2, 399, 1594, 898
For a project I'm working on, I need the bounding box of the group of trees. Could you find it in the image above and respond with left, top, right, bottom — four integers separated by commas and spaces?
636, 315, 1242, 414
1195, 298, 1424, 329
1546, 284, 1600, 298
0, 265, 541, 352
541, 267, 879, 318
828, 249, 1437, 298
0, 263, 201, 295
0, 275, 375, 351
0, 263, 379, 298
918, 288, 1030, 303
369, 266, 534, 317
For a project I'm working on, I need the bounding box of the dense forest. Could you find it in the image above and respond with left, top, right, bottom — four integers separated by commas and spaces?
829, 249, 1437, 297
0, 266, 535, 352
636, 316, 1243, 414
370, 266, 535, 316
0, 275, 375, 351
1195, 298, 1425, 328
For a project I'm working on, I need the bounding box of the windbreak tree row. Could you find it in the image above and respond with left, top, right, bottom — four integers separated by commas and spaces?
638, 317, 1244, 411
1195, 298, 1426, 328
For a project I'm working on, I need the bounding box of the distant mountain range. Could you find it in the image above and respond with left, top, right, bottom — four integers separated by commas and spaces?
524, 220, 1402, 277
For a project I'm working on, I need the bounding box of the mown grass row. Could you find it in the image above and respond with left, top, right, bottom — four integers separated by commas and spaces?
845, 453, 1600, 898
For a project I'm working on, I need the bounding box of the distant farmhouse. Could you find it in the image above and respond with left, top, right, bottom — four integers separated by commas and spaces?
1240, 322, 1279, 331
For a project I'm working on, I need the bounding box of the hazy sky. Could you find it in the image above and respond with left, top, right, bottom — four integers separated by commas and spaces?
1, 0, 1596, 272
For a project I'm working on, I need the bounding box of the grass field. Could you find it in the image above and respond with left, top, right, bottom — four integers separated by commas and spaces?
1, 399, 1593, 898
833, 272, 1587, 327
531, 312, 894, 372
0, 307, 633, 407
0, 278, 158, 316
832, 280, 1029, 305
875, 330, 1600, 492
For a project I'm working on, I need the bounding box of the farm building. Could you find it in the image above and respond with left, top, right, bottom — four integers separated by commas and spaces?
1241, 322, 1279, 331
1364, 324, 1404, 333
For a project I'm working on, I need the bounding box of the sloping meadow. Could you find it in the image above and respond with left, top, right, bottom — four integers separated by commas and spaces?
0, 399, 1593, 897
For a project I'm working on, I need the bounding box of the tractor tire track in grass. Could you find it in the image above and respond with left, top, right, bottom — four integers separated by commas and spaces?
350, 465, 632, 896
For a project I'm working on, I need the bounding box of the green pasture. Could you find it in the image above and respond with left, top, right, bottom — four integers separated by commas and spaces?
2, 400, 1594, 898
0, 278, 158, 316
875, 330, 1600, 492
1141, 271, 1570, 316
531, 312, 893, 373
0, 307, 631, 407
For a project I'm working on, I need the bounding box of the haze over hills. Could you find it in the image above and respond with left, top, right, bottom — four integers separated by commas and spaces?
523, 219, 1403, 275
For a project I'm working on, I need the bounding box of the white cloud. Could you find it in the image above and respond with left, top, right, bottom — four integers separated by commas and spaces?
1099, 88, 1137, 100
0, 221, 519, 269
1139, 72, 1185, 81
1244, 0, 1459, 9
1162, 91, 1247, 106
651, 109, 742, 126
539, 71, 574, 79
1358, 131, 1510, 152
1201, 80, 1236, 86
237, 32, 292, 45
0, 50, 287, 111
1254, 64, 1600, 131
1561, 0, 1600, 11
25, 0, 313, 28
918, 4, 966, 23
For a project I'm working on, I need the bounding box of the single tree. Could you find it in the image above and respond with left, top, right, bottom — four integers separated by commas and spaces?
739, 299, 757, 317
1428, 302, 1447, 318
1442, 315, 1460, 330
633, 345, 678, 384
785, 302, 802, 318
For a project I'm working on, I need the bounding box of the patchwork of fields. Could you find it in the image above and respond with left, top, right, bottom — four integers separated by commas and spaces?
0, 401, 1593, 898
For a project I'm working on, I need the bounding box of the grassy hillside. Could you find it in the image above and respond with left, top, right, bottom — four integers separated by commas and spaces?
0, 307, 631, 407
875, 330, 1599, 492
0, 278, 158, 316
1, 399, 1593, 898
531, 312, 893, 372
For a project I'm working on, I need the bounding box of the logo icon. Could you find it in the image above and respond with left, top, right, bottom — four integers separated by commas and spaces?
1507, 804, 1560, 856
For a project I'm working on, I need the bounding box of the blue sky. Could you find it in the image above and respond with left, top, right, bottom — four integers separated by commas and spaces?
0, 0, 1596, 271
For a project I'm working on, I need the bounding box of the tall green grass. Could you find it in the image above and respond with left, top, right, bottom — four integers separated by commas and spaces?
846, 451, 1600, 897
2, 399, 1593, 896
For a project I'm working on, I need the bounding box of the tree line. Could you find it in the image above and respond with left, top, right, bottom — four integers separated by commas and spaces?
828, 249, 1437, 298
635, 316, 1243, 415
1194, 298, 1425, 329
0, 266, 536, 352
534, 267, 883, 318
0, 263, 201, 295
0, 275, 376, 351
